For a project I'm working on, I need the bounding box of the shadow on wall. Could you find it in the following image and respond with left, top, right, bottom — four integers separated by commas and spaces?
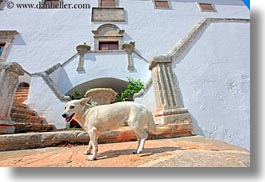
65, 77, 129, 98
172, 71, 205, 136
84, 54, 96, 62
57, 68, 73, 94
172, 72, 185, 107
190, 114, 205, 136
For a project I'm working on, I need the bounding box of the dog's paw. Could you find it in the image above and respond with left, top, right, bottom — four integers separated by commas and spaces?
133, 151, 137, 154
87, 156, 96, 161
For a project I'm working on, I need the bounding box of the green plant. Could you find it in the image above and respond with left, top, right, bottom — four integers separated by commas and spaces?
115, 77, 144, 102
68, 91, 82, 100
121, 41, 135, 50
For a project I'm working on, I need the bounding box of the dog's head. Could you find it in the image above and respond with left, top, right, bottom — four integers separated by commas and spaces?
62, 98, 93, 123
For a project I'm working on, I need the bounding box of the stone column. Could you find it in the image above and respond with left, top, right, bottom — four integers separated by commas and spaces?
76, 44, 90, 71
149, 56, 192, 132
122, 43, 135, 72
126, 50, 134, 72
0, 62, 24, 134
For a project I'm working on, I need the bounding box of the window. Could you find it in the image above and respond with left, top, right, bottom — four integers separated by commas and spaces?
154, 0, 170, 9
100, 0, 116, 7
0, 43, 5, 56
92, 24, 124, 51
43, 0, 60, 9
99, 41, 119, 50
197, 2, 215, 12
0, 31, 18, 61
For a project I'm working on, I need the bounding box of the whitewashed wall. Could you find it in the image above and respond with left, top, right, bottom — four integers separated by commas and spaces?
1, 0, 250, 149
172, 22, 250, 150
1, 0, 248, 73
61, 52, 150, 94
26, 76, 67, 129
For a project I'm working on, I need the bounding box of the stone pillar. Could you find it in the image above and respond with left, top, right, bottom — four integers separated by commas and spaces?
0, 62, 24, 134
122, 43, 135, 72
126, 50, 134, 72
149, 56, 192, 133
76, 44, 90, 71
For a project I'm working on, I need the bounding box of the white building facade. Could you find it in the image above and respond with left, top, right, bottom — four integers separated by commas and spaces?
0, 0, 250, 150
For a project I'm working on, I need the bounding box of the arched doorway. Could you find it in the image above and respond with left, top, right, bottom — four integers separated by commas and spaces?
66, 77, 129, 98
65, 77, 129, 128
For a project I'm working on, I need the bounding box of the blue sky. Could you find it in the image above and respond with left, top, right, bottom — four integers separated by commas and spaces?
243, 0, 250, 9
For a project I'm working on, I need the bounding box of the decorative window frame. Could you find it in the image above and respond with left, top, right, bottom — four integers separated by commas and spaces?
92, 24, 125, 52
98, 0, 118, 8
196, 2, 216, 12
0, 31, 18, 61
152, 0, 172, 10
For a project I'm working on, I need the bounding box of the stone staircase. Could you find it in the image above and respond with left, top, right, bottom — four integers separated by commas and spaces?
11, 84, 55, 133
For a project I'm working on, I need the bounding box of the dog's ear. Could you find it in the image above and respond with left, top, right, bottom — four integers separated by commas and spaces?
80, 97, 91, 105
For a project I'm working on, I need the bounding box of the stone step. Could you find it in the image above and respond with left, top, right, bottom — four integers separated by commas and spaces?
11, 115, 45, 124
17, 87, 29, 90
15, 91, 29, 94
14, 123, 55, 133
16, 91, 29, 95
13, 97, 27, 102
11, 107, 37, 116
12, 102, 28, 109
13, 100, 25, 104
14, 94, 28, 97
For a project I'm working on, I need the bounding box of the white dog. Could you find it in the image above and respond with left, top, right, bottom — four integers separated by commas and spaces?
62, 98, 168, 161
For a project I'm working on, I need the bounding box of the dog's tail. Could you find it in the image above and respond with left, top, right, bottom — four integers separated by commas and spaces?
146, 111, 169, 135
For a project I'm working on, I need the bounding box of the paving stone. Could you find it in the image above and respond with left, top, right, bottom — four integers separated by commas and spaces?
0, 136, 250, 167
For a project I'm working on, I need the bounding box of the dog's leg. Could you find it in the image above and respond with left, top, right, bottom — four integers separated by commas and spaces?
84, 141, 92, 155
136, 131, 148, 154
133, 134, 141, 154
87, 127, 99, 161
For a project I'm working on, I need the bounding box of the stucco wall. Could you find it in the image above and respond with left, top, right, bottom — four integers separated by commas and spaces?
61, 52, 150, 94
172, 22, 250, 150
26, 76, 67, 129
1, 0, 250, 149
1, 0, 249, 73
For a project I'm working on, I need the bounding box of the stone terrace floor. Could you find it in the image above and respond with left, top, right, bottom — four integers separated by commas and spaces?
0, 136, 250, 167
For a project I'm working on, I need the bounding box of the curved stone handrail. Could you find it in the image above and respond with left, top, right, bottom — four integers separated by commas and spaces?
29, 18, 250, 102
30, 53, 80, 101
137, 17, 250, 99
32, 71, 71, 101
133, 77, 152, 99
167, 18, 250, 62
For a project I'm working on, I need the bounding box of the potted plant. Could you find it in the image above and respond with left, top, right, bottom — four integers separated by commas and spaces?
76, 43, 91, 54
122, 41, 135, 52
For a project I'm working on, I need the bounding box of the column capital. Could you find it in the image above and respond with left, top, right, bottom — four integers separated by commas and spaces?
0, 62, 24, 76
76, 44, 90, 55
149, 55, 172, 70
0, 62, 24, 134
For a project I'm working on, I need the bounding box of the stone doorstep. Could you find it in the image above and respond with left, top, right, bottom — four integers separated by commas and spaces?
0, 125, 192, 151
15, 122, 55, 133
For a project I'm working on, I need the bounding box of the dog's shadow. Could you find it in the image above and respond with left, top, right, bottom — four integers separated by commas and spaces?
97, 146, 180, 160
